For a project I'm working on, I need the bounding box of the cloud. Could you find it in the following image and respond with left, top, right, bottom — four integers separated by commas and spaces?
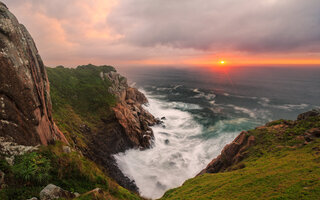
3, 0, 320, 66
107, 0, 320, 52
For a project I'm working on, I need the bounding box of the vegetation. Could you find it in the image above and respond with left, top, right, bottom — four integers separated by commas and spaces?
161, 116, 320, 200
46, 64, 117, 148
12, 152, 51, 184
0, 142, 140, 200
47, 64, 116, 118
0, 64, 141, 200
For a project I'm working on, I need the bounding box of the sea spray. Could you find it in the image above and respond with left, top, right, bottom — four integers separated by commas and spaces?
114, 90, 239, 199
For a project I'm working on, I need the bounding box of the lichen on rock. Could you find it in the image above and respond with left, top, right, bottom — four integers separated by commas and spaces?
0, 2, 67, 146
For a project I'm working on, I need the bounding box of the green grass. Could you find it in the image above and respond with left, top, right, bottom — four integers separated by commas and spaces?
47, 64, 116, 119
0, 142, 141, 200
161, 116, 320, 200
46, 64, 118, 148
0, 64, 141, 200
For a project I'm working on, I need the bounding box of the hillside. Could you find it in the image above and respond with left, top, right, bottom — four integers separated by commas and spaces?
46, 64, 158, 192
0, 2, 152, 199
161, 110, 320, 200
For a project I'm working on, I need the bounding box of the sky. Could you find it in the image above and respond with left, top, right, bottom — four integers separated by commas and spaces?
4, 0, 320, 68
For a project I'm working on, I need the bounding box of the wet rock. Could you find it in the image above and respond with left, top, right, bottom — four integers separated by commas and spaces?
0, 2, 67, 146
164, 139, 170, 145
39, 184, 75, 200
112, 87, 157, 149
161, 116, 166, 120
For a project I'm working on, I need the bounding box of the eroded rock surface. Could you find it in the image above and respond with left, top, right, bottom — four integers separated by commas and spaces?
0, 2, 67, 145
105, 71, 157, 149
199, 131, 255, 175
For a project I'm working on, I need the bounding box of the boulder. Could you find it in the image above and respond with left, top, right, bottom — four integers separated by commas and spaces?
39, 184, 75, 200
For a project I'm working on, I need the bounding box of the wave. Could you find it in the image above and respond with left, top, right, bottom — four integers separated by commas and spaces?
227, 104, 257, 118
258, 97, 309, 111
114, 90, 237, 199
191, 88, 216, 101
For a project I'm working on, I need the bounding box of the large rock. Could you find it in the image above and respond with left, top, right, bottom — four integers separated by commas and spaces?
103, 71, 156, 149
199, 131, 255, 175
39, 184, 75, 200
0, 2, 67, 145
297, 109, 320, 120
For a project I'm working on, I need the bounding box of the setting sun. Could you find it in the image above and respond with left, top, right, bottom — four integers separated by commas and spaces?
220, 60, 225, 64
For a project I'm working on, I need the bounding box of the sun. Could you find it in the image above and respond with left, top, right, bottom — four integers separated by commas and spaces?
220, 60, 225, 64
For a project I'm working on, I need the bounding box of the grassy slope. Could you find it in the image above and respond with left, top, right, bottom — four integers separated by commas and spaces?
0, 65, 141, 200
46, 64, 117, 148
161, 116, 320, 200
0, 143, 140, 200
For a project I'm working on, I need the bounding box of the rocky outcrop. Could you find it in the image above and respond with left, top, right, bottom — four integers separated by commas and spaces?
199, 131, 255, 175
297, 109, 320, 121
0, 2, 67, 145
104, 71, 157, 149
0, 136, 38, 165
82, 71, 158, 192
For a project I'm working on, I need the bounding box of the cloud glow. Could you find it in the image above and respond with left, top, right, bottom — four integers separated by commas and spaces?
4, 0, 320, 67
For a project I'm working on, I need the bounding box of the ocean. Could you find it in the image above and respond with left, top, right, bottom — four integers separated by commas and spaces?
114, 66, 320, 199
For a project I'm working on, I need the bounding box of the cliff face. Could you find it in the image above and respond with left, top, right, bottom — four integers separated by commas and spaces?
0, 2, 67, 145
105, 71, 156, 149
199, 131, 255, 175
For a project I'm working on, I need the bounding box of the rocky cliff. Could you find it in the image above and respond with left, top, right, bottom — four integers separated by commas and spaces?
0, 2, 67, 146
46, 65, 158, 192
0, 1, 156, 195
105, 71, 157, 149
199, 130, 255, 175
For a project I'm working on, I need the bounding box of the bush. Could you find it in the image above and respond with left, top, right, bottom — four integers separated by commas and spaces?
12, 152, 51, 184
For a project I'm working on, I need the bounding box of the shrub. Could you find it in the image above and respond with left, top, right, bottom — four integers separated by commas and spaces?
12, 152, 51, 184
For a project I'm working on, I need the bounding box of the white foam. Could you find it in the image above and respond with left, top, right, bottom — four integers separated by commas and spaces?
114, 90, 237, 199
258, 98, 309, 111
227, 104, 256, 118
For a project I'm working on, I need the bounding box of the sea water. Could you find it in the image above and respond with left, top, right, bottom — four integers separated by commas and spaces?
114, 66, 320, 199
